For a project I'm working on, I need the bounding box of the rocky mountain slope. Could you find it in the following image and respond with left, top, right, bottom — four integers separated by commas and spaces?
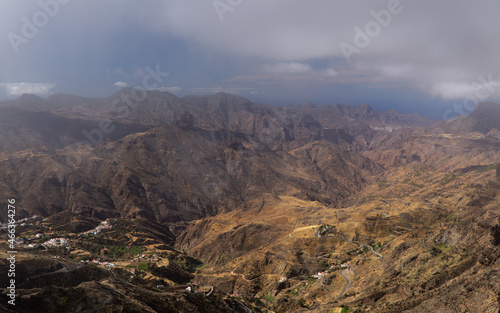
0, 91, 498, 312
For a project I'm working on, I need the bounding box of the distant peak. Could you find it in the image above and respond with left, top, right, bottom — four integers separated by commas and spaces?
109, 87, 178, 100
470, 102, 500, 119
211, 92, 234, 99
212, 92, 247, 100
297, 102, 317, 109
18, 93, 44, 101
468, 102, 500, 133
473, 102, 500, 112
186, 92, 252, 104
359, 103, 373, 111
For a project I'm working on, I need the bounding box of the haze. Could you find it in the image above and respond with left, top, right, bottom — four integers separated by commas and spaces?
2, 0, 500, 119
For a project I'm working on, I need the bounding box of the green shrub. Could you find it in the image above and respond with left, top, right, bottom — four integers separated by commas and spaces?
262, 294, 275, 304
340, 305, 350, 313
58, 297, 68, 307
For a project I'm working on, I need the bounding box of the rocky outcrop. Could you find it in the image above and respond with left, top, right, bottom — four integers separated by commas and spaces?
1, 107, 383, 223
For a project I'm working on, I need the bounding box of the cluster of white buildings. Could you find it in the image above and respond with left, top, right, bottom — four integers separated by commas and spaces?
42, 237, 69, 248
310, 261, 352, 280
20, 243, 39, 249
132, 254, 158, 262
16, 215, 40, 224
276, 260, 353, 283
0, 215, 42, 229
81, 219, 113, 236
13, 234, 42, 249
312, 272, 327, 279
85, 259, 116, 270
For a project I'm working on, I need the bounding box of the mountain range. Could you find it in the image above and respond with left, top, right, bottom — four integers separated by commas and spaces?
0, 90, 498, 312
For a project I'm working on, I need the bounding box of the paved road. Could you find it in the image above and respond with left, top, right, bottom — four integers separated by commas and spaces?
363, 244, 382, 259
231, 267, 261, 282
317, 233, 383, 259
315, 233, 383, 300
286, 226, 385, 302
336, 269, 351, 300
18, 257, 83, 287
205, 286, 214, 296
233, 300, 252, 313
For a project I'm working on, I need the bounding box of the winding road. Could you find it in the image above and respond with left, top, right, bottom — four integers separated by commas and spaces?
204, 286, 214, 296
286, 225, 385, 300
336, 269, 352, 300
316, 232, 383, 259
233, 300, 252, 313
18, 257, 83, 287
231, 267, 262, 283
315, 232, 383, 299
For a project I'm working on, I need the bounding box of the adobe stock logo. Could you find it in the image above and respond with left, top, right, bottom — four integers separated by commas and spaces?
340, 0, 407, 63
213, 0, 243, 21
7, 0, 71, 54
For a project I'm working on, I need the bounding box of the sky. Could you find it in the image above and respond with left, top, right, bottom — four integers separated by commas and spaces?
1, 0, 500, 119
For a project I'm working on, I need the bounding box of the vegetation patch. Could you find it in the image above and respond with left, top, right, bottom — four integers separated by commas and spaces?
455, 163, 498, 174
104, 245, 145, 260
137, 262, 148, 271
262, 294, 275, 304
377, 179, 391, 189
438, 243, 452, 252
440, 174, 458, 185
318, 224, 336, 236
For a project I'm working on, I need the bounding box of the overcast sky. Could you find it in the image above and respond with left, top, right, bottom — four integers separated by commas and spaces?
1, 0, 500, 119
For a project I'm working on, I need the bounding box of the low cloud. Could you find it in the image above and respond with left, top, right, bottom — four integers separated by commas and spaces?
1, 83, 55, 96
114, 81, 129, 88
431, 79, 500, 100
231, 62, 339, 86
431, 82, 478, 100
154, 86, 182, 93
263, 62, 338, 77
190, 86, 253, 95
264, 62, 313, 75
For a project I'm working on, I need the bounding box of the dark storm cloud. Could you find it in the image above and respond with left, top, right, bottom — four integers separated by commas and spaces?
1, 0, 499, 115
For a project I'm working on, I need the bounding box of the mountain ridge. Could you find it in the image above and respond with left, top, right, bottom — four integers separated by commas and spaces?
0, 92, 499, 312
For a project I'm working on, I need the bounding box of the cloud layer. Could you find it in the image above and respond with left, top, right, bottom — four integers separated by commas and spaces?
2, 0, 500, 117
1, 83, 55, 96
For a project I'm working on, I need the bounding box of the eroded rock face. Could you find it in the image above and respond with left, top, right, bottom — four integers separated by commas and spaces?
1, 121, 381, 224
3, 91, 500, 313
492, 224, 500, 246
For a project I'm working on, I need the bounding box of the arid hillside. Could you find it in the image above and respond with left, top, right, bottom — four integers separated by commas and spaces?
0, 91, 498, 312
